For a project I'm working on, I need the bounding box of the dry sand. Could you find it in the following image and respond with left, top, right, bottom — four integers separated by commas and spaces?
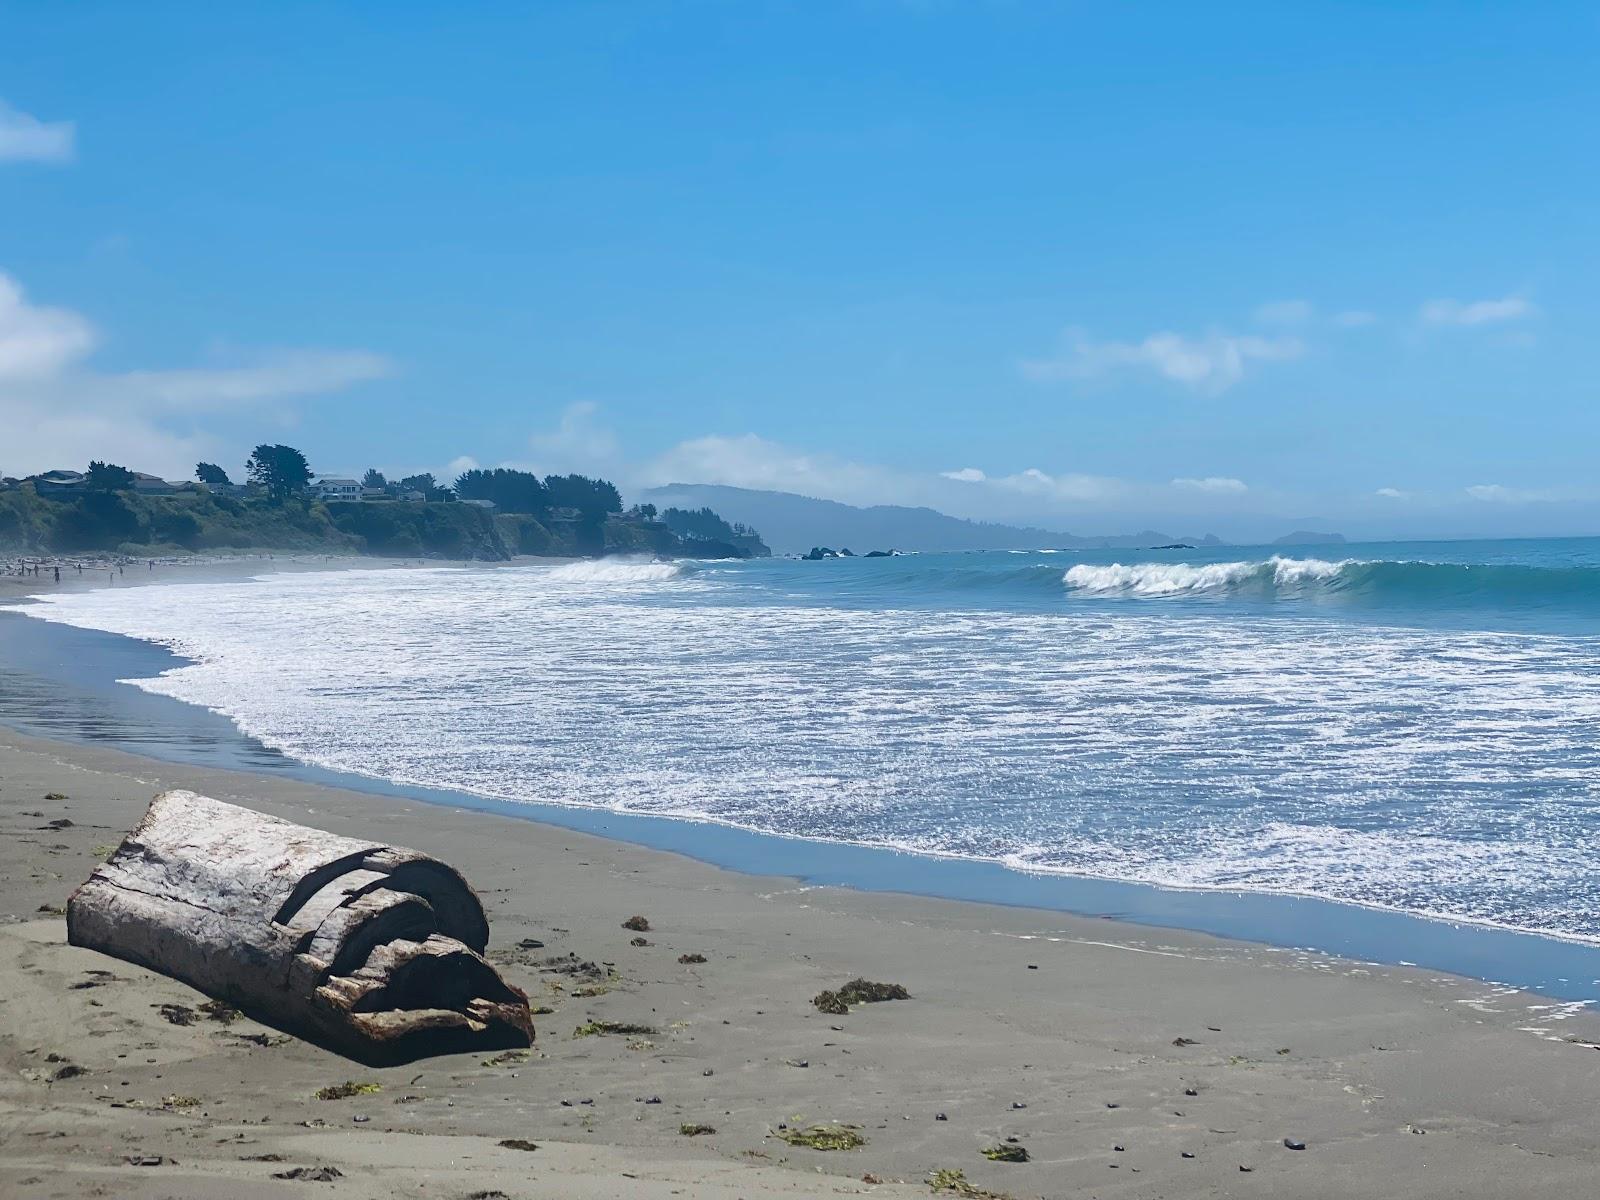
5, 725, 1600, 1198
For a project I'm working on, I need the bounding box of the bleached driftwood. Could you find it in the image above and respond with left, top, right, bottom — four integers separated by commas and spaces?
68, 790, 533, 1064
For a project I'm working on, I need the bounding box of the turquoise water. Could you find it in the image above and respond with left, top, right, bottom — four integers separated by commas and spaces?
16, 537, 1600, 949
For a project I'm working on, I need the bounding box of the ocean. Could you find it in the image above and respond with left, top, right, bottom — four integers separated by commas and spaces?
15, 537, 1600, 955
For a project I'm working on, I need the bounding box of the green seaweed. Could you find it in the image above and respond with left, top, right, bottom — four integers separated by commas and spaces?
314, 1081, 381, 1100
680, 1123, 717, 1136
928, 1168, 1011, 1198
774, 1124, 866, 1151
981, 1144, 1029, 1163
572, 1020, 658, 1038
482, 1049, 530, 1067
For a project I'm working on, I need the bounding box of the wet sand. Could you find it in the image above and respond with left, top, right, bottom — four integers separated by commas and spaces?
6, 725, 1600, 1198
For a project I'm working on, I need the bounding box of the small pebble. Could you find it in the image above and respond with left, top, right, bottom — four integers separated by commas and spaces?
935, 1113, 948, 1121
1283, 1138, 1306, 1151
1181, 1151, 1194, 1159
1239, 1164, 1254, 1172
1113, 1144, 1125, 1152
702, 1069, 714, 1077
1106, 1102, 1119, 1109
1184, 1088, 1199, 1096
1026, 964, 1038, 970
352, 1115, 369, 1124
1011, 1101, 1027, 1109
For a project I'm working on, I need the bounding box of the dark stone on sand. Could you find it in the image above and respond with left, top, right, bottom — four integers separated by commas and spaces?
630, 936, 650, 946
678, 952, 707, 963
517, 938, 545, 950
1182, 1151, 1195, 1158
935, 1113, 948, 1121
273, 1166, 344, 1181
1184, 1087, 1199, 1096
1010, 1101, 1027, 1109
621, 915, 651, 932
498, 1139, 538, 1152
1283, 1138, 1306, 1151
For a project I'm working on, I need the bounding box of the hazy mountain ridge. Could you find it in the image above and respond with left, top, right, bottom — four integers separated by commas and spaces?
640, 484, 1226, 555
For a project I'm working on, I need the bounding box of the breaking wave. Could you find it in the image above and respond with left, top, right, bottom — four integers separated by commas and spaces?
1062, 557, 1600, 610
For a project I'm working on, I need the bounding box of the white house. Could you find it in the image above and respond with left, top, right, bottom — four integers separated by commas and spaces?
310, 477, 362, 502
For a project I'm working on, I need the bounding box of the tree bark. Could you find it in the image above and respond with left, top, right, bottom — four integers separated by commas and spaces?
68, 789, 533, 1064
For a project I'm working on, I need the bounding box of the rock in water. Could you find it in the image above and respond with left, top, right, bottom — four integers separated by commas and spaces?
68, 790, 534, 1064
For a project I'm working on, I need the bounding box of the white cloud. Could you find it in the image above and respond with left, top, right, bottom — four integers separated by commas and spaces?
0, 273, 94, 377
1172, 476, 1247, 494
1333, 310, 1376, 328
0, 269, 393, 478
980, 467, 1128, 503
0, 100, 74, 164
941, 467, 986, 483
1420, 294, 1537, 327
1022, 326, 1304, 393
1254, 299, 1313, 325
1374, 487, 1409, 499
1465, 483, 1555, 504
528, 401, 620, 468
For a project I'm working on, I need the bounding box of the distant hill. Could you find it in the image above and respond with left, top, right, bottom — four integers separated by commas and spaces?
1273, 530, 1347, 546
639, 484, 1220, 555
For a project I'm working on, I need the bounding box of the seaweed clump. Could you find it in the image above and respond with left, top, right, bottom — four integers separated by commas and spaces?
680, 1123, 717, 1136
813, 978, 911, 1014
314, 1081, 381, 1100
981, 1144, 1029, 1163
928, 1168, 1011, 1198
621, 915, 651, 932
775, 1124, 866, 1151
572, 1020, 658, 1038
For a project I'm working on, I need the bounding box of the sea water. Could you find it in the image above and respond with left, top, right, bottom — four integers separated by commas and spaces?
19, 537, 1600, 945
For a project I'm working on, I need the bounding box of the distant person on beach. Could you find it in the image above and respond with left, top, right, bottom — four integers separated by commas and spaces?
53, 566, 59, 582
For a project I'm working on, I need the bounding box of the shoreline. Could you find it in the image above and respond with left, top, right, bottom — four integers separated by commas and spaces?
8, 725, 1600, 1195
7, 578, 1600, 1007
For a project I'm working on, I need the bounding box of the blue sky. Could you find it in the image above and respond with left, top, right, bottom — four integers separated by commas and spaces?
1, 1, 1596, 540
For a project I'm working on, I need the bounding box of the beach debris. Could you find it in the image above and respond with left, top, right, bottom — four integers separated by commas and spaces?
927, 1167, 1010, 1198
124, 1155, 165, 1167
35, 903, 66, 917
775, 1124, 866, 1150
1181, 1151, 1196, 1158
44, 792, 68, 801
621, 915, 651, 932
935, 1112, 948, 1121
1407, 1123, 1427, 1135
482, 1049, 530, 1067
517, 937, 546, 950
982, 1144, 1029, 1163
161, 1094, 201, 1108
1283, 1137, 1307, 1151
156, 1003, 197, 1026
812, 978, 911, 1014
678, 952, 707, 964
629, 936, 651, 946
1239, 1164, 1254, 1172
199, 998, 242, 1023
680, 1123, 717, 1136
787, 1058, 810, 1068
1010, 1101, 1027, 1109
315, 1081, 380, 1100
66, 790, 534, 1065
1172, 1036, 1199, 1046
498, 1138, 539, 1152
572, 1020, 657, 1038
272, 1166, 344, 1181
1184, 1087, 1199, 1096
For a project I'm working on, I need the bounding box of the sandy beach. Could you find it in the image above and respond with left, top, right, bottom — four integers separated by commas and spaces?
5, 723, 1600, 1199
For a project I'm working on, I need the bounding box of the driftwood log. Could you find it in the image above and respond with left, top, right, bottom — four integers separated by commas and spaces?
68, 790, 534, 1064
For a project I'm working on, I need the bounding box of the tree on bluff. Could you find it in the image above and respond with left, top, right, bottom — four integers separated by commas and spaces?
454, 467, 548, 513
85, 461, 136, 491
195, 462, 232, 488
246, 444, 312, 503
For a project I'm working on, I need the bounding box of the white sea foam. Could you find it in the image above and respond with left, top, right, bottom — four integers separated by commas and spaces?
19, 557, 1600, 942
1063, 556, 1350, 596
540, 559, 685, 584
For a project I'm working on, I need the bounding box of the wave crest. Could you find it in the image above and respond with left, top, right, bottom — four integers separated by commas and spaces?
541, 559, 686, 585
1064, 557, 1349, 597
